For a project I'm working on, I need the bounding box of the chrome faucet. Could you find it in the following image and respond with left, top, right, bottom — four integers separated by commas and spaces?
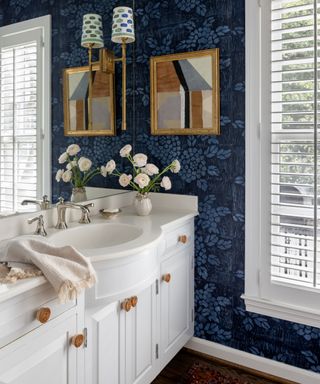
22, 195, 51, 210
55, 197, 94, 229
28, 214, 47, 237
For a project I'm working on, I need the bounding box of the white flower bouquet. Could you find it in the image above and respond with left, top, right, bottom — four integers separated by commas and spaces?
104, 144, 181, 195
55, 144, 107, 188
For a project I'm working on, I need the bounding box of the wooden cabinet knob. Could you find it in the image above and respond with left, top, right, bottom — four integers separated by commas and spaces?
36, 307, 51, 324
178, 235, 188, 244
71, 334, 84, 348
162, 273, 171, 283
121, 299, 132, 312
130, 296, 138, 308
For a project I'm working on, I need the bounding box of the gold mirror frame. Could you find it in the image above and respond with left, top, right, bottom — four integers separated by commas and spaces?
63, 63, 115, 136
150, 49, 220, 135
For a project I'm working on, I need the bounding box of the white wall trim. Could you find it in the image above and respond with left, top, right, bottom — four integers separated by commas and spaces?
0, 15, 51, 36
42, 15, 52, 200
244, 0, 261, 298
242, 295, 320, 329
186, 337, 320, 384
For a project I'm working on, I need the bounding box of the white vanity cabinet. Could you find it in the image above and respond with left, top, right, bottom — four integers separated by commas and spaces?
86, 281, 157, 384
85, 217, 195, 384
159, 220, 194, 366
160, 247, 193, 364
0, 208, 196, 384
0, 283, 85, 384
122, 282, 157, 384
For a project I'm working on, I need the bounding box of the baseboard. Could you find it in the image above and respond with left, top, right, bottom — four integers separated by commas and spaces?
186, 337, 320, 384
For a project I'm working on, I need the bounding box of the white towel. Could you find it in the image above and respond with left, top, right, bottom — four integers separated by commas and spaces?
0, 236, 97, 303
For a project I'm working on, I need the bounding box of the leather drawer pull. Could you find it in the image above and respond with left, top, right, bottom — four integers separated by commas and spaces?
178, 235, 188, 244
162, 273, 171, 283
130, 296, 138, 307
71, 334, 84, 348
36, 307, 51, 324
121, 299, 132, 312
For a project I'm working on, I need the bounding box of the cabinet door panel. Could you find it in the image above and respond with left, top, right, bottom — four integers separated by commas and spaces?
98, 303, 121, 384
161, 248, 190, 356
135, 286, 153, 378
0, 314, 77, 384
88, 302, 121, 384
124, 283, 156, 384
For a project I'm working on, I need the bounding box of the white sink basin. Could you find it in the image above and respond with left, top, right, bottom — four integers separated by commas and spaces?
49, 223, 143, 250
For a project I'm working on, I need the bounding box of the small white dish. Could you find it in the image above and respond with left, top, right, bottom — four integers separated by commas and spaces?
99, 208, 121, 219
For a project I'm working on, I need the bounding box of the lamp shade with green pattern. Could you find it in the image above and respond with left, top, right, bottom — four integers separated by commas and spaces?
111, 7, 135, 44
81, 14, 104, 48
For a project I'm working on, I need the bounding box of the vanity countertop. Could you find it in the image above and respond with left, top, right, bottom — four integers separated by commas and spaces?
0, 204, 198, 304
48, 205, 197, 261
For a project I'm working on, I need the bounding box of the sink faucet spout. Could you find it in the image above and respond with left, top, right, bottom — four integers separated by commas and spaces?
55, 198, 94, 229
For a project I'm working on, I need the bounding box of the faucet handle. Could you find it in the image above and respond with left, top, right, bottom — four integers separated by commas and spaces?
83, 202, 94, 211
28, 214, 47, 237
40, 195, 51, 210
58, 197, 65, 204
79, 203, 94, 224
28, 214, 45, 225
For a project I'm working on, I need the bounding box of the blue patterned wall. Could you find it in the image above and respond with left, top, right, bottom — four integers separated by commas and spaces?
0, 4, 3, 27
2, 0, 320, 374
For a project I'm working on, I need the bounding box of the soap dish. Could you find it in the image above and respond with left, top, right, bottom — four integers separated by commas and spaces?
99, 208, 121, 219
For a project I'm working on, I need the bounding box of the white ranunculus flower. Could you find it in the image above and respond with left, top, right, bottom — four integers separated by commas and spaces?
105, 160, 116, 174
119, 144, 132, 157
171, 159, 181, 173
55, 169, 64, 182
78, 157, 92, 172
66, 144, 81, 156
58, 152, 68, 164
133, 153, 148, 167
101, 166, 107, 177
142, 163, 159, 176
62, 170, 72, 183
160, 176, 172, 190
66, 160, 77, 170
134, 173, 150, 188
119, 173, 132, 187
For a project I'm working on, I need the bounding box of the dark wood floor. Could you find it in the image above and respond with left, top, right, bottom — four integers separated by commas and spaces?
152, 348, 296, 384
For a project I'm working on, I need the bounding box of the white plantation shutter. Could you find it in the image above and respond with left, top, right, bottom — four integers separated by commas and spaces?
244, 0, 320, 327
270, 0, 319, 288
0, 17, 50, 215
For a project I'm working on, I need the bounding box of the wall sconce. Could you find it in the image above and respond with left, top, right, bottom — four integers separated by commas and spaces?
81, 7, 135, 131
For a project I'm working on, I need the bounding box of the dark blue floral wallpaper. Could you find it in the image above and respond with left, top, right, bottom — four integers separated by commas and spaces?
0, 4, 3, 27
2, 0, 320, 375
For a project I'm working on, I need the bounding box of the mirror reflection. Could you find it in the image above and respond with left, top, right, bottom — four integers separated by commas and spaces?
0, 18, 128, 219
63, 64, 115, 136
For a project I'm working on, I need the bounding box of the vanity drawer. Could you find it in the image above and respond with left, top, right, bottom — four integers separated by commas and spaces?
0, 282, 76, 348
162, 220, 194, 259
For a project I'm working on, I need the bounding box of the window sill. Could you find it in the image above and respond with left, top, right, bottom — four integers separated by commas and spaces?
242, 294, 320, 328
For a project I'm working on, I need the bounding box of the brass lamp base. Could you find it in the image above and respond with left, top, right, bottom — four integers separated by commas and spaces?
86, 38, 128, 132
98, 39, 128, 131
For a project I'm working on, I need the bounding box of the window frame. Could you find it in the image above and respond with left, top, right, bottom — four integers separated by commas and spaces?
243, 0, 320, 327
0, 15, 51, 208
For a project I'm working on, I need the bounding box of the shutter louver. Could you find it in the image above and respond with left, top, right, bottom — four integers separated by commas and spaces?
271, 0, 319, 287
0, 42, 38, 214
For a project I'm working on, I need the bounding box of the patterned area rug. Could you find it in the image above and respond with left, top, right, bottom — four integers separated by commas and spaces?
181, 361, 277, 384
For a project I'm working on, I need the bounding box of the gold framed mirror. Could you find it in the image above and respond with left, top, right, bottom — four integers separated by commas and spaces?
63, 64, 115, 136
150, 49, 220, 135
